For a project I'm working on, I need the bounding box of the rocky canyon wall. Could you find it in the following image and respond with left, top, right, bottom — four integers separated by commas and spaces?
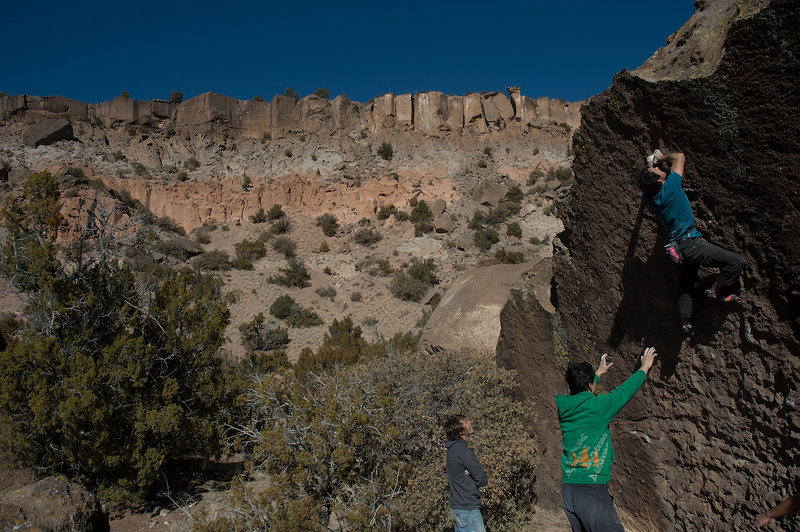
498, 0, 799, 528
1, 87, 580, 140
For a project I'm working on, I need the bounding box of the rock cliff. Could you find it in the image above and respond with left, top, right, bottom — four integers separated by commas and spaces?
498, 0, 799, 528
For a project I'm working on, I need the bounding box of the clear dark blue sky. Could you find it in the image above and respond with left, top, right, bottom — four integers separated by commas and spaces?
5, 1, 695, 104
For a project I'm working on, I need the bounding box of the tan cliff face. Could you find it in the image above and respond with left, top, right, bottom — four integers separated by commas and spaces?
2, 86, 581, 140
1, 86, 579, 234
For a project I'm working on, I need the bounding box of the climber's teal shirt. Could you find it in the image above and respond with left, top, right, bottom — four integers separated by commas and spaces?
642, 171, 702, 242
556, 370, 647, 484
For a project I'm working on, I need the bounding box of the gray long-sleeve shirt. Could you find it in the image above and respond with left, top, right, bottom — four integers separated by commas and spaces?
445, 439, 487, 509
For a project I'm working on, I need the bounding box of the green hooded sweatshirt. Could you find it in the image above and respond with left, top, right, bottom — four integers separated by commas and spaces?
556, 370, 647, 484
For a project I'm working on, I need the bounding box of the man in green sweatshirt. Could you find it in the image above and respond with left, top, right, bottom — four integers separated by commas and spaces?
556, 347, 658, 531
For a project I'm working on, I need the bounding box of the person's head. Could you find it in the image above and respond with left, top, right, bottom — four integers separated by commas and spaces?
638, 165, 668, 197
565, 362, 596, 395
443, 414, 474, 441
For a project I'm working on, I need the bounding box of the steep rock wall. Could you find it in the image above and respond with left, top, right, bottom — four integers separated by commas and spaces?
499, 0, 799, 528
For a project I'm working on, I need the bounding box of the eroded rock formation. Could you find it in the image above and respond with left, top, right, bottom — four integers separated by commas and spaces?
498, 0, 799, 528
1, 87, 580, 139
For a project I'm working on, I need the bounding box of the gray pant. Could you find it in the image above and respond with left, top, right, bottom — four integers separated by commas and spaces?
677, 237, 745, 319
562, 483, 624, 532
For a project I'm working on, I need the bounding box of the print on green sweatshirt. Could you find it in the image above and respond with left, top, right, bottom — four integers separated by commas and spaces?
556, 370, 647, 485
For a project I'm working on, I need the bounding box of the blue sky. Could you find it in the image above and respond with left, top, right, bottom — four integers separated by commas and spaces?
4, 1, 695, 104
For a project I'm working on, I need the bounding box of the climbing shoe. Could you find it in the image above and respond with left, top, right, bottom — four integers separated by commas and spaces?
681, 323, 693, 334
705, 289, 736, 303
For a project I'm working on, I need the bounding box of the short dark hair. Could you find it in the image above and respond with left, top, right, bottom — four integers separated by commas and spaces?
443, 414, 467, 441
638, 166, 663, 197
565, 362, 594, 395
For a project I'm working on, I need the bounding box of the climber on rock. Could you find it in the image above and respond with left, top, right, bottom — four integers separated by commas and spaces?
557, 349, 658, 532
638, 149, 745, 334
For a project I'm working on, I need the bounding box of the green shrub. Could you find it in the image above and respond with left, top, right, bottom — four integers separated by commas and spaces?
271, 236, 296, 258
195, 230, 211, 244
267, 204, 285, 220
66, 167, 84, 178
389, 270, 428, 302
395, 211, 410, 222
269, 259, 311, 288
169, 91, 183, 104
507, 222, 522, 238
414, 220, 434, 236
253, 95, 264, 102
410, 200, 433, 223
546, 166, 572, 183
269, 295, 323, 328
377, 204, 398, 220
477, 159, 487, 168
205, 347, 538, 530
474, 228, 499, 251
0, 182, 236, 503
270, 218, 290, 235
244, 350, 289, 375
483, 146, 493, 157
193, 249, 231, 271
221, 225, 230, 232
234, 239, 266, 262
284, 149, 292, 158
111, 150, 126, 161
250, 208, 268, 224
239, 313, 290, 352
241, 175, 251, 190
505, 184, 524, 204
316, 213, 339, 237
318, 240, 330, 253
315, 286, 337, 301
323, 266, 333, 275
294, 317, 373, 375
177, 171, 188, 182
353, 227, 382, 247
184, 157, 200, 170
231, 258, 254, 270
350, 291, 362, 302
377, 258, 393, 276
377, 141, 393, 161
314, 88, 330, 99
468, 210, 485, 230
407, 258, 438, 286
494, 248, 525, 264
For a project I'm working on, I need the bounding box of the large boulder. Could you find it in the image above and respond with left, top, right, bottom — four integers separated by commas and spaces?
472, 180, 505, 206
421, 261, 535, 352
23, 118, 74, 147
481, 92, 515, 127
463, 93, 486, 132
0, 476, 109, 531
498, 0, 800, 528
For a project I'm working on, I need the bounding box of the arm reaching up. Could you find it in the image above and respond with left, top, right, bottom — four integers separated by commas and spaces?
660, 151, 685, 177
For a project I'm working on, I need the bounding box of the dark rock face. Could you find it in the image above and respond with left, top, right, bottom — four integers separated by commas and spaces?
23, 118, 75, 148
0, 476, 109, 531
498, 0, 799, 529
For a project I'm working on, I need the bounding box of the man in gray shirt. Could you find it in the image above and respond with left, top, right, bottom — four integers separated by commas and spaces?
444, 414, 488, 531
